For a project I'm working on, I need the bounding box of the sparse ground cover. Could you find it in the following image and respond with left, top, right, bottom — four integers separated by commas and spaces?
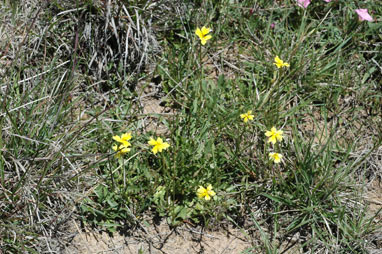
1, 0, 382, 253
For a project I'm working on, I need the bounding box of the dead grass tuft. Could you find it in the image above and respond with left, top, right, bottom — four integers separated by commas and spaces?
0, 0, 162, 252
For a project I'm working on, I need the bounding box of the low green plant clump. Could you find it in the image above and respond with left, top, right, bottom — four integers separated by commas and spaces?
1, 0, 382, 253
80, 0, 382, 252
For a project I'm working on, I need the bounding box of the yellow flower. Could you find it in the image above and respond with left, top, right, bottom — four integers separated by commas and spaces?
273, 56, 290, 69
112, 132, 132, 158
112, 143, 131, 158
148, 137, 170, 154
269, 152, 283, 163
265, 127, 284, 145
197, 184, 216, 201
113, 132, 132, 146
195, 26, 212, 45
240, 110, 254, 123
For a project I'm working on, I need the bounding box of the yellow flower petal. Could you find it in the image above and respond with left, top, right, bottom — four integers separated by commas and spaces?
148, 137, 157, 146
195, 26, 212, 45
195, 28, 202, 37
268, 136, 277, 144
121, 132, 132, 141
148, 137, 170, 154
112, 142, 131, 158
201, 26, 210, 35
113, 132, 132, 146
240, 110, 254, 123
276, 131, 283, 142
265, 127, 283, 145
269, 152, 283, 163
204, 34, 212, 41
120, 144, 131, 153
152, 146, 159, 154
273, 56, 289, 68
197, 186, 206, 199
197, 184, 215, 201
161, 142, 170, 150
113, 135, 122, 143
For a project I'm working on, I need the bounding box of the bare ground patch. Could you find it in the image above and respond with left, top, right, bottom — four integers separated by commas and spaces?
65, 220, 252, 254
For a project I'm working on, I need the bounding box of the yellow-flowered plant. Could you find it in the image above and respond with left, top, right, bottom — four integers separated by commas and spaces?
197, 184, 216, 201
240, 110, 254, 123
274, 56, 290, 68
265, 127, 284, 145
112, 143, 131, 158
195, 26, 212, 45
112, 132, 132, 158
269, 152, 283, 163
113, 132, 132, 145
148, 137, 170, 154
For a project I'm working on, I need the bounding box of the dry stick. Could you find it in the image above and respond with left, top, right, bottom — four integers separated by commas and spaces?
179, 227, 219, 239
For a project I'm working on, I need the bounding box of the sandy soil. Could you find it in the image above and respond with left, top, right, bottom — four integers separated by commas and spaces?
64, 220, 253, 254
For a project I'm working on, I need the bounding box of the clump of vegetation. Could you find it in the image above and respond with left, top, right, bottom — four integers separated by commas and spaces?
1, 0, 381, 253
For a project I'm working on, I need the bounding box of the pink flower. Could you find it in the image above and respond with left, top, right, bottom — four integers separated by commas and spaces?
355, 9, 373, 22
270, 23, 275, 29
297, 0, 310, 8
323, 0, 332, 2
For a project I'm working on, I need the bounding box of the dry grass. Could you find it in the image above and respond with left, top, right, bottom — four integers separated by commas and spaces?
0, 0, 161, 252
1, 0, 382, 253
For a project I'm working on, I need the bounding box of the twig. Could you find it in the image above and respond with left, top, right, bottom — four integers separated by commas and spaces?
179, 227, 220, 239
